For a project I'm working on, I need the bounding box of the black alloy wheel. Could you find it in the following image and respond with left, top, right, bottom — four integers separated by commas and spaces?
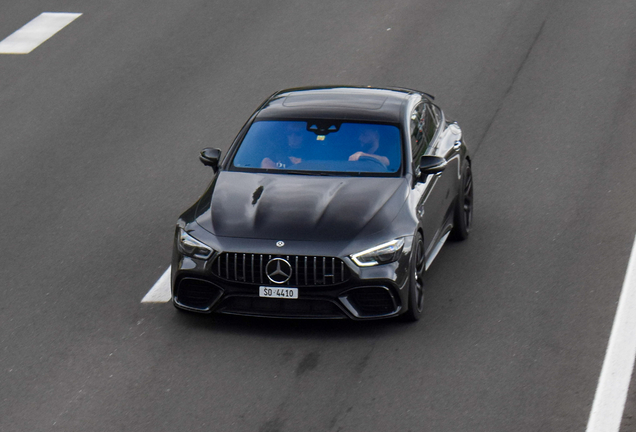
450, 162, 473, 241
402, 232, 425, 322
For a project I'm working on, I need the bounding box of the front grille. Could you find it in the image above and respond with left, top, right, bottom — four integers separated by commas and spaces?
347, 287, 397, 316
212, 253, 349, 286
175, 278, 223, 310
218, 296, 345, 318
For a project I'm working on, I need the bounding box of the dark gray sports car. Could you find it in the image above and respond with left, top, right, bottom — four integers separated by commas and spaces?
171, 86, 472, 321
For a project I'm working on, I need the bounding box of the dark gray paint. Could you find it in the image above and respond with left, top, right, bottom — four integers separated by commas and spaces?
1, 0, 636, 430
204, 172, 407, 241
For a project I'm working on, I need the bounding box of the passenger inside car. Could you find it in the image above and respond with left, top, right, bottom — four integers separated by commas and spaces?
260, 122, 308, 169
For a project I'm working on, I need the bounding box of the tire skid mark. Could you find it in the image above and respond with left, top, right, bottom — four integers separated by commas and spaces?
475, 18, 547, 154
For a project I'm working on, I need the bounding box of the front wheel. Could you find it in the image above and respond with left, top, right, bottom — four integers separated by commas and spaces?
402, 232, 425, 322
450, 162, 473, 241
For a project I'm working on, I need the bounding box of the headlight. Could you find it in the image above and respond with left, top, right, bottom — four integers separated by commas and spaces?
177, 228, 214, 259
350, 238, 405, 267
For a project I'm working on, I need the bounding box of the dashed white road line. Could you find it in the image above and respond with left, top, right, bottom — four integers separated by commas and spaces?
0, 12, 82, 54
587, 234, 636, 432
142, 266, 172, 303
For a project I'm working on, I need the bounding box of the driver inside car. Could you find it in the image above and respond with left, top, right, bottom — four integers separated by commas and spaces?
348, 129, 390, 167
261, 122, 307, 169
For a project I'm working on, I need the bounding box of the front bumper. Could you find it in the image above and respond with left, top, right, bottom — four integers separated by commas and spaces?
171, 237, 413, 320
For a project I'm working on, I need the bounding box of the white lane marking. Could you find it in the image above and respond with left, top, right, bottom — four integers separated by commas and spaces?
142, 266, 172, 303
587, 235, 636, 432
0, 12, 82, 54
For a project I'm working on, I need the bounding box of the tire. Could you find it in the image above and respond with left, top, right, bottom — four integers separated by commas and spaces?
402, 232, 426, 322
450, 162, 473, 241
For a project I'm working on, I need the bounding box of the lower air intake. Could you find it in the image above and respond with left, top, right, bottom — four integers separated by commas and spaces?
346, 287, 397, 316
218, 296, 346, 318
175, 278, 223, 311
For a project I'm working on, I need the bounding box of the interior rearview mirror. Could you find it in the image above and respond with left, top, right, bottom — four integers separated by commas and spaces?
199, 148, 222, 171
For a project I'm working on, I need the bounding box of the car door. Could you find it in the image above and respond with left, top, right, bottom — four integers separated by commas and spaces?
429, 103, 460, 226
413, 102, 456, 260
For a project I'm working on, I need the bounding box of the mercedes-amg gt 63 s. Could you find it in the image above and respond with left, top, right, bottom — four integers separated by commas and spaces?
171, 86, 472, 321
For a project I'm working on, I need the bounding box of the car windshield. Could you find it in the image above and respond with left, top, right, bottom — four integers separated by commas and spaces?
231, 120, 402, 175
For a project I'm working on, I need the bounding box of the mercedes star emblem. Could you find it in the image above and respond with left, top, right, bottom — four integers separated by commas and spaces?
265, 258, 292, 284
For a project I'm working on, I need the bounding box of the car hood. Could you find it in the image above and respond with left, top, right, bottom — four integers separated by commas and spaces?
197, 171, 408, 242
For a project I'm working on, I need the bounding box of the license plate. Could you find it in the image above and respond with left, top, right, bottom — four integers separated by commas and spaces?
259, 286, 298, 299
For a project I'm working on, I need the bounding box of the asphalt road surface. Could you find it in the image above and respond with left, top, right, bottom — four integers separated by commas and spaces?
1, 0, 636, 431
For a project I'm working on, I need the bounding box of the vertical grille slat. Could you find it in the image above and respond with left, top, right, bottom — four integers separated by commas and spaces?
341, 261, 344, 282
251, 254, 255, 283
331, 257, 335, 283
321, 257, 326, 285
212, 253, 348, 286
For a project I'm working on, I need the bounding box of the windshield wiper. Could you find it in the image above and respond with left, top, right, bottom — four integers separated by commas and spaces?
282, 170, 341, 176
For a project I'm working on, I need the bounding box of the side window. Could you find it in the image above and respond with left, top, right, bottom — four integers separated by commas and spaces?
410, 103, 425, 158
422, 104, 437, 144
430, 104, 441, 127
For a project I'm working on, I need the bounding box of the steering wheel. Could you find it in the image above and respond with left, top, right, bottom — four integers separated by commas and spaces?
358, 155, 387, 170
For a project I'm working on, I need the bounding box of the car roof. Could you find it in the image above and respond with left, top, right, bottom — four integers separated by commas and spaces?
254, 86, 422, 123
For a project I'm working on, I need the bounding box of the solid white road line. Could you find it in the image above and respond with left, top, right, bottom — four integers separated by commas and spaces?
142, 266, 172, 303
587, 235, 636, 432
0, 12, 82, 54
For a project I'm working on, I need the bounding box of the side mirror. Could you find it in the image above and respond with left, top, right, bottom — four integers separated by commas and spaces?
418, 155, 447, 180
199, 148, 222, 171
